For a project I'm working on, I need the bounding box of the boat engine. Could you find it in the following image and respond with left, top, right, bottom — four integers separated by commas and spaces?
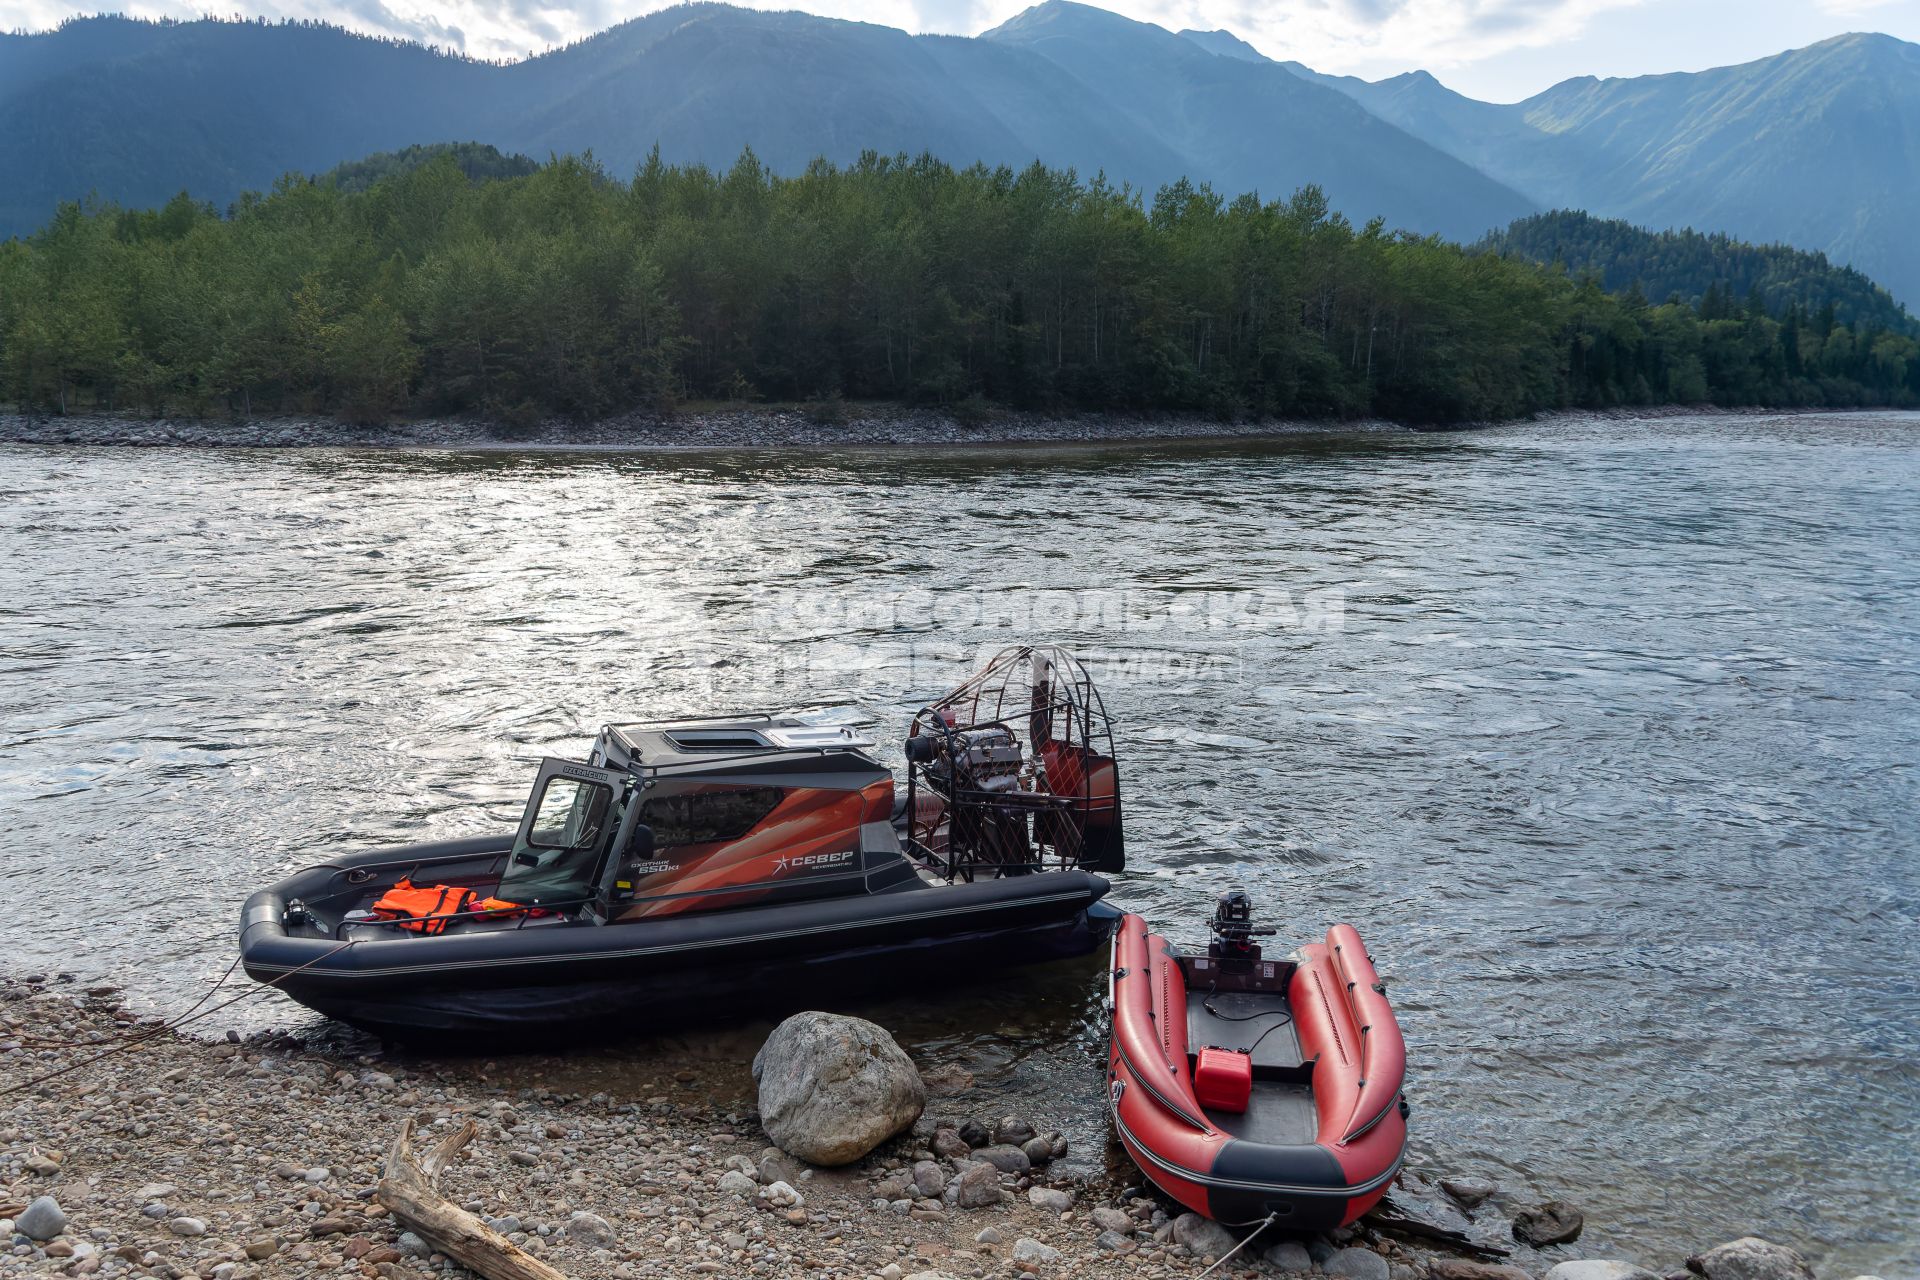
1208, 890, 1277, 964
902, 644, 1125, 879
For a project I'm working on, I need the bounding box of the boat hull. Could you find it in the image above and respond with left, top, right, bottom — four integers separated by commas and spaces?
240, 850, 1115, 1040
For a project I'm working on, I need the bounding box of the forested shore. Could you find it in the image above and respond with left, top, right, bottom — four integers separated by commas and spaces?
2, 149, 1917, 427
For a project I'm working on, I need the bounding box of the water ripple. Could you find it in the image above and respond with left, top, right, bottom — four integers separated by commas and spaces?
0, 412, 1915, 1273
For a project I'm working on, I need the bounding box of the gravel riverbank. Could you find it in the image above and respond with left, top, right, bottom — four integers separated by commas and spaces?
0, 976, 1859, 1280
0, 406, 1408, 451
0, 403, 1874, 452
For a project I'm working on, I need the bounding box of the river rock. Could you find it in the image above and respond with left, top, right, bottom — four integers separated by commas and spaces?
911, 1161, 947, 1198
15, 1197, 66, 1241
1430, 1262, 1536, 1280
1171, 1213, 1239, 1261
933, 1128, 971, 1159
1090, 1207, 1132, 1234
1021, 1136, 1056, 1166
1012, 1238, 1061, 1266
1097, 1230, 1133, 1252
1442, 1177, 1499, 1208
1027, 1186, 1073, 1213
1686, 1238, 1815, 1280
1545, 1264, 1664, 1280
757, 1151, 804, 1185
566, 1211, 615, 1249
751, 1011, 925, 1166
167, 1217, 207, 1237
922, 1064, 974, 1097
959, 1120, 993, 1148
763, 1180, 804, 1208
952, 1162, 1002, 1209
1324, 1248, 1392, 1280
992, 1116, 1035, 1145
974, 1144, 1031, 1174
1513, 1200, 1585, 1246
1264, 1240, 1314, 1273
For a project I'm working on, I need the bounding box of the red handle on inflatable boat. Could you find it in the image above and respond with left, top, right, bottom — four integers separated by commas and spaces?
1328, 924, 1405, 1145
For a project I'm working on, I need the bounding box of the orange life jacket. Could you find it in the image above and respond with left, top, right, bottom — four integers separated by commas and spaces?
369, 879, 541, 935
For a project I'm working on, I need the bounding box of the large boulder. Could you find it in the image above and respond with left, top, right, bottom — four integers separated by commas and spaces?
752, 1011, 925, 1166
1686, 1238, 1815, 1280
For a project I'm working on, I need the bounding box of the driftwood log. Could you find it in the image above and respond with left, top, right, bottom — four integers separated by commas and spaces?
1369, 1197, 1512, 1261
376, 1119, 569, 1280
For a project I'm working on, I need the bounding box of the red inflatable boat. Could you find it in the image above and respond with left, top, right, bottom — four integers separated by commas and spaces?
1107, 893, 1407, 1230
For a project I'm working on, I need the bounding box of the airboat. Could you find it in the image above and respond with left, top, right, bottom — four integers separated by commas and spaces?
237, 645, 1125, 1038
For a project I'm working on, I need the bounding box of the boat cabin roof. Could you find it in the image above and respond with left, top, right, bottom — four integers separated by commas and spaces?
593, 715, 889, 787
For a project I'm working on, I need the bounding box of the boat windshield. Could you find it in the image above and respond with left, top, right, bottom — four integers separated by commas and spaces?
501, 774, 615, 905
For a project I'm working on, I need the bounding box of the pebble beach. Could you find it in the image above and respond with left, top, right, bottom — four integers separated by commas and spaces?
0, 976, 1858, 1280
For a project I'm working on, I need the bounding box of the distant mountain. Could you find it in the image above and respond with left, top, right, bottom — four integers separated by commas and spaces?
1483, 211, 1916, 334
0, 19, 487, 238
1177, 28, 1269, 63
0, 4, 1529, 246
3, 5, 1917, 306
981, 2, 1531, 240
1297, 33, 1920, 303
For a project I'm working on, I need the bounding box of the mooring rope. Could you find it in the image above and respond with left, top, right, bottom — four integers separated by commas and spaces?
2, 939, 356, 1097
1191, 1211, 1280, 1280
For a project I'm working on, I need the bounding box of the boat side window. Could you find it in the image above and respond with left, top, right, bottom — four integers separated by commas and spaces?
527, 776, 613, 850
501, 776, 618, 905
640, 787, 784, 847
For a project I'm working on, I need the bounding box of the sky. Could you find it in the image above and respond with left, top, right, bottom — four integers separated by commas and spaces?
6, 0, 1920, 99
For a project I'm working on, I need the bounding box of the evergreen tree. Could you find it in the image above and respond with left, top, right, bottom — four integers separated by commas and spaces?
3, 151, 1916, 425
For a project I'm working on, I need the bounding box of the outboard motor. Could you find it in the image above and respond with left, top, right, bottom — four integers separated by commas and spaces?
1208, 890, 1276, 965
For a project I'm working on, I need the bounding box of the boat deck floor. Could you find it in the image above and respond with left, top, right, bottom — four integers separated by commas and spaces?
1187, 985, 1317, 1146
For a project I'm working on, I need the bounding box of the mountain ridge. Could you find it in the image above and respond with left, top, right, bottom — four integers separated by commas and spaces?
2, 5, 1916, 301
1299, 28, 1920, 301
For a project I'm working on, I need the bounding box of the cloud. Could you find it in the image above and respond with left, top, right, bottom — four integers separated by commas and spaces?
328, 0, 475, 49
1115, 0, 1647, 76
907, 0, 994, 31
0, 0, 1645, 76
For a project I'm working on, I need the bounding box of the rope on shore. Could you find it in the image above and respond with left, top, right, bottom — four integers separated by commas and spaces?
1, 940, 357, 1097
1194, 1212, 1279, 1280
9, 953, 247, 1051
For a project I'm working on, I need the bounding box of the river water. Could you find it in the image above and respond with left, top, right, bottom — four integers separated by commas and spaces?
2, 412, 1915, 1274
